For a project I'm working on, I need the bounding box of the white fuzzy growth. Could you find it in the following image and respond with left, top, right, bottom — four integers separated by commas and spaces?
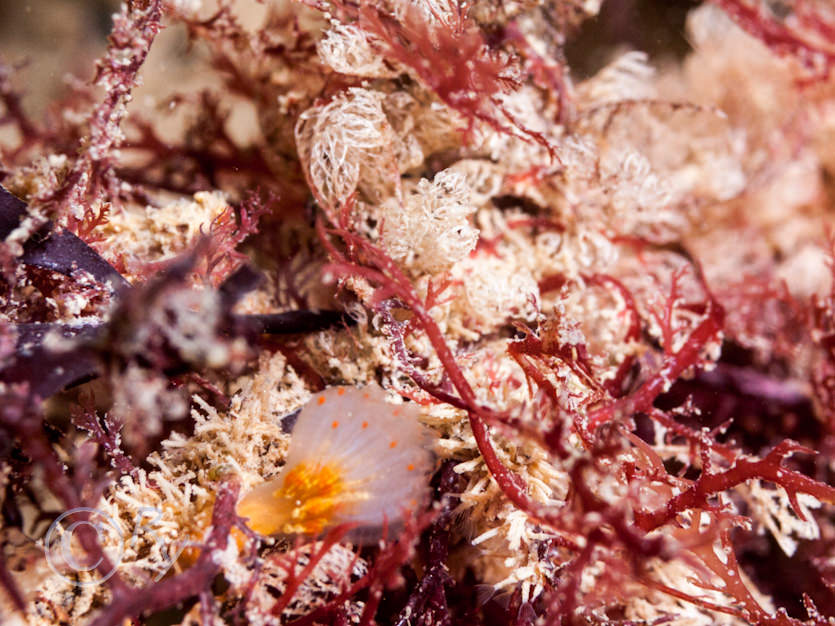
381, 169, 478, 274
444, 251, 540, 339
742, 480, 822, 557
295, 88, 393, 207
168, 0, 203, 18
286, 384, 432, 532
317, 22, 394, 78
577, 51, 656, 106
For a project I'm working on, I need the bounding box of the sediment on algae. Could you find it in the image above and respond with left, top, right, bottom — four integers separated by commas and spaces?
2, 0, 835, 624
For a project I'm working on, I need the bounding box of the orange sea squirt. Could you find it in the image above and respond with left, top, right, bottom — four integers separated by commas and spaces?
237, 462, 347, 536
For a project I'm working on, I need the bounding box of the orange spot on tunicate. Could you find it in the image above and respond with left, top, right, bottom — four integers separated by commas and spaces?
331, 420, 339, 429
407, 464, 415, 471
278, 463, 345, 535
389, 441, 398, 449
317, 397, 326, 406
337, 387, 345, 396
363, 392, 371, 399
362, 421, 369, 429
237, 462, 347, 536
393, 409, 400, 416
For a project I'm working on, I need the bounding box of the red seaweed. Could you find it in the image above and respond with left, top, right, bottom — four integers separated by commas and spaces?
3, 0, 835, 624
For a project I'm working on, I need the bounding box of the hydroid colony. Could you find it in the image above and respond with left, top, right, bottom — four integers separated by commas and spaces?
1, 0, 835, 625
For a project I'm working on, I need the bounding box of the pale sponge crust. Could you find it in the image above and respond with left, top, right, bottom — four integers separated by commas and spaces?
237, 384, 432, 542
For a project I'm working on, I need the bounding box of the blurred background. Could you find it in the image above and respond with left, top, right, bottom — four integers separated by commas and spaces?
0, 0, 700, 118
0, 0, 116, 116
